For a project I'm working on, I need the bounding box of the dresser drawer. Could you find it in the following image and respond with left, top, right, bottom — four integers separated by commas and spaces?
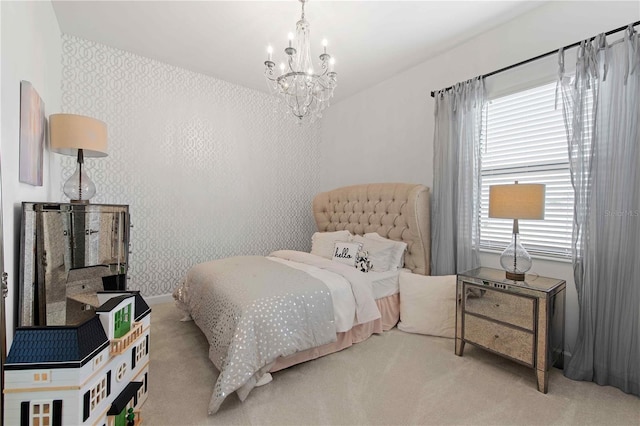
464, 284, 535, 330
464, 314, 535, 366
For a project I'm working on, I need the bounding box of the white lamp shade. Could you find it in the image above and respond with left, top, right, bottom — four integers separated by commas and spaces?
49, 113, 108, 157
489, 183, 545, 220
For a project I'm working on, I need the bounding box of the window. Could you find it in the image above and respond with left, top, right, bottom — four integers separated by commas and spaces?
135, 339, 147, 364
116, 362, 128, 382
30, 401, 52, 426
136, 371, 149, 408
90, 376, 108, 411
93, 354, 104, 370
479, 81, 591, 258
33, 372, 50, 383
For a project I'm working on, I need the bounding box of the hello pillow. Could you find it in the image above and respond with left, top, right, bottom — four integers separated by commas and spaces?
311, 230, 352, 259
332, 241, 363, 266
398, 272, 457, 338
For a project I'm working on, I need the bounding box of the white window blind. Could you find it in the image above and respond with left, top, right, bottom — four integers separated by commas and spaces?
480, 81, 586, 259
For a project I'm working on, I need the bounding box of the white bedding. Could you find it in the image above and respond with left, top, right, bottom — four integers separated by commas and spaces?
267, 257, 355, 332
267, 250, 400, 333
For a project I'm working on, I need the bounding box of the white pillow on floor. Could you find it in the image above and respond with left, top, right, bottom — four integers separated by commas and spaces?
398, 272, 457, 338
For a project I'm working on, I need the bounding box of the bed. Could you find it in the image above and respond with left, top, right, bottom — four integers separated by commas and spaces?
173, 183, 431, 414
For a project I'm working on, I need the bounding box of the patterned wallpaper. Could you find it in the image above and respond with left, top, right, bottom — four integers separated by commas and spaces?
60, 34, 321, 297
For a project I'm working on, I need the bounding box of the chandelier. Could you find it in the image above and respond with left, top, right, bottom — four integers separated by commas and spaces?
264, 0, 337, 123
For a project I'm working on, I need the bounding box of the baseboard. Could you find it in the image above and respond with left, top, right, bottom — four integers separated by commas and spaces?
144, 293, 174, 305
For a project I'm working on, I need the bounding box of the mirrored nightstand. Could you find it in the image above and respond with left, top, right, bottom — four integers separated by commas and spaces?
456, 267, 565, 393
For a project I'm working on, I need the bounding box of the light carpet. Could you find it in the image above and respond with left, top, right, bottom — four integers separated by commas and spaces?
141, 302, 639, 425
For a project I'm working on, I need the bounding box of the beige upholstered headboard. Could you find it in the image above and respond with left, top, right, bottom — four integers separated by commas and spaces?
313, 183, 431, 275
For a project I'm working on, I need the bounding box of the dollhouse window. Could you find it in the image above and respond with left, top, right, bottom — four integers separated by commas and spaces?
135, 339, 147, 364
33, 372, 51, 383
116, 362, 127, 382
30, 400, 52, 426
90, 376, 108, 410
22, 400, 61, 426
93, 354, 104, 370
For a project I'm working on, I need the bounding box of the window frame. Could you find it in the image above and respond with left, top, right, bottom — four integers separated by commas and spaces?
478, 79, 580, 261
30, 400, 52, 426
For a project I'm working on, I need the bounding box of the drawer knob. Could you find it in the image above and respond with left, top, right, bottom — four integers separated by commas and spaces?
495, 303, 500, 307
494, 335, 499, 339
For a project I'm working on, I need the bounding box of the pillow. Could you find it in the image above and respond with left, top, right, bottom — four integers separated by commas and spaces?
398, 273, 457, 338
311, 230, 352, 259
355, 250, 372, 273
332, 242, 363, 266
364, 233, 407, 269
353, 235, 397, 272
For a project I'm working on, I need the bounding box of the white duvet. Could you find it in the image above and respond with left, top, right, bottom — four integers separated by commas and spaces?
268, 250, 384, 332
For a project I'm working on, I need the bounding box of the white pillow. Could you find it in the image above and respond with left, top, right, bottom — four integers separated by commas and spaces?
311, 230, 352, 259
364, 233, 407, 269
332, 241, 363, 266
353, 235, 397, 272
398, 272, 457, 338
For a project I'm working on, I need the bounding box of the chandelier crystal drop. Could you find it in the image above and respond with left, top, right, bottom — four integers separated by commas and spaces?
264, 0, 337, 123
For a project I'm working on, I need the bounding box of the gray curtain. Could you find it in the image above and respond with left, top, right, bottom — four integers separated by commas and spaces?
431, 78, 485, 275
558, 26, 639, 395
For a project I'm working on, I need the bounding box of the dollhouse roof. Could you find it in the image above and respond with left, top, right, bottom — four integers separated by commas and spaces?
96, 294, 132, 313
5, 316, 109, 369
132, 292, 151, 321
96, 291, 151, 321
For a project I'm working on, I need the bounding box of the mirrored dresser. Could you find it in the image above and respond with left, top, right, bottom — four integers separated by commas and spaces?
19, 202, 130, 327
456, 267, 565, 393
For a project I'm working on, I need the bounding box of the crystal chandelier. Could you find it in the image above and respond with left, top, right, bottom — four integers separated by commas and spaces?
264, 0, 337, 123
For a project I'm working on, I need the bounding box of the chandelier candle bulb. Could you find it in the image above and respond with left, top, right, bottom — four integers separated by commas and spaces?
267, 45, 273, 61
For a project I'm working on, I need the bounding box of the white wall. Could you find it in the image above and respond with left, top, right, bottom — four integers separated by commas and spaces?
1, 1, 62, 349
321, 1, 640, 353
60, 35, 322, 300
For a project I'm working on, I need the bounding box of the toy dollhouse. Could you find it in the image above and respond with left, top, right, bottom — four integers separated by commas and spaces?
3, 292, 151, 426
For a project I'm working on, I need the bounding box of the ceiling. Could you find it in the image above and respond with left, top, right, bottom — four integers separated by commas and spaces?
52, 1, 545, 103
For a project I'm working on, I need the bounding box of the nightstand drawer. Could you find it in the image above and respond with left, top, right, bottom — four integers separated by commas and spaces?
464, 314, 534, 366
464, 284, 535, 330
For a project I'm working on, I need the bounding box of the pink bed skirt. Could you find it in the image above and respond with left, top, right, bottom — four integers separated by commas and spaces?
270, 293, 400, 372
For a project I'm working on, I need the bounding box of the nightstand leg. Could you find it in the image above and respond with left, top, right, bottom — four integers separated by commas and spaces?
536, 369, 548, 393
455, 338, 465, 356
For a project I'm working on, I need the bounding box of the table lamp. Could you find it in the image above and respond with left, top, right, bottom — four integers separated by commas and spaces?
489, 182, 545, 281
49, 114, 107, 203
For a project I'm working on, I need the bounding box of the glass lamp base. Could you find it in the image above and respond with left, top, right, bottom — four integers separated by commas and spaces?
63, 161, 96, 203
499, 233, 532, 281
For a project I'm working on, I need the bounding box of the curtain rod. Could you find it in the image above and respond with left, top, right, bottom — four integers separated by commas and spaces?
430, 20, 639, 98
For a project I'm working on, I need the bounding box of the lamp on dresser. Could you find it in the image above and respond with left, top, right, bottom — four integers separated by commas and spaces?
49, 113, 108, 203
489, 181, 545, 281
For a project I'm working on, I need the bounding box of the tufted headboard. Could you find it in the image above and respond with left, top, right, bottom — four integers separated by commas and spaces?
312, 183, 431, 275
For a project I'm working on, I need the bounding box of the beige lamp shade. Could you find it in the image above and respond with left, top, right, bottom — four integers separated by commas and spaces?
49, 113, 108, 157
489, 183, 545, 220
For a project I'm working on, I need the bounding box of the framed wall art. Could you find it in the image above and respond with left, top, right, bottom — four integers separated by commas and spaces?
19, 80, 45, 186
